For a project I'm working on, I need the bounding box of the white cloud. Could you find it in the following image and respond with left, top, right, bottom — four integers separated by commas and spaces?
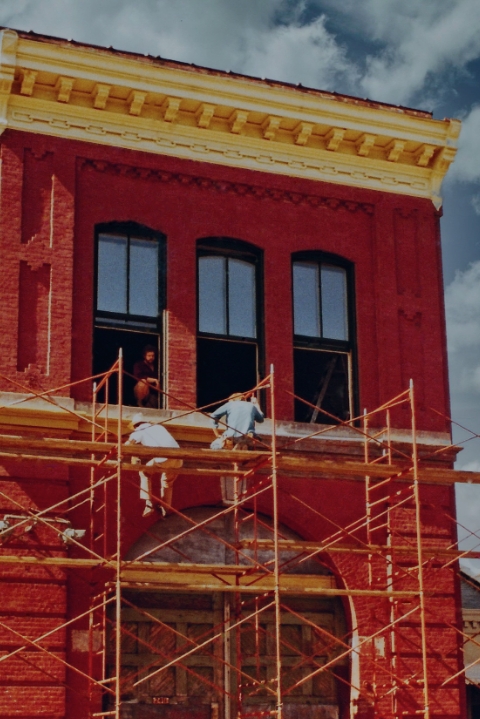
313, 0, 480, 106
0, 0, 279, 62
448, 293, 480, 535
472, 193, 480, 215
446, 261, 480, 354
448, 105, 480, 184
0, 0, 359, 93
365, 0, 480, 105
242, 15, 358, 89
445, 262, 480, 488
459, 460, 480, 472
455, 483, 480, 550
0, 0, 479, 109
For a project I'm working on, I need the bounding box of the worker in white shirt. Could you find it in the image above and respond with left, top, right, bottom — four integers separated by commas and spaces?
210, 393, 264, 449
126, 413, 183, 517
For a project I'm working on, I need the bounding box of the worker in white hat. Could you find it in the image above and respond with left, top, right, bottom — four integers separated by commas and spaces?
126, 413, 183, 517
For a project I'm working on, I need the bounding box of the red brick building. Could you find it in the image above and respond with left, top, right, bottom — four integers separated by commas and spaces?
0, 27, 467, 719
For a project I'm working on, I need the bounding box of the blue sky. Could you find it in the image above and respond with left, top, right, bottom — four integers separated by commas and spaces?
3, 0, 480, 561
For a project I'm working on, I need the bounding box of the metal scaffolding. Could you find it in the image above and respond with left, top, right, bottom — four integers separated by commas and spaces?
0, 357, 480, 719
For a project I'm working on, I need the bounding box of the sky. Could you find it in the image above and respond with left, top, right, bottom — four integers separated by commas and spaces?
2, 0, 480, 564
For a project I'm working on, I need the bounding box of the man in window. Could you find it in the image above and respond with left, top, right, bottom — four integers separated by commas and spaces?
210, 392, 264, 449
126, 413, 183, 517
133, 345, 160, 408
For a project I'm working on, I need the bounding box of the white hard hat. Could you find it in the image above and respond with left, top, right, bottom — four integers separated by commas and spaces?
131, 412, 145, 427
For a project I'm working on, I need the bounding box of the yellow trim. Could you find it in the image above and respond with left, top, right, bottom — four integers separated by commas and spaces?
0, 29, 459, 207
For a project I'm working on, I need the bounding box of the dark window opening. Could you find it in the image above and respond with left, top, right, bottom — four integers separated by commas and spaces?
197, 239, 263, 410
293, 252, 355, 425
93, 327, 160, 408
197, 337, 258, 410
294, 348, 351, 424
93, 222, 165, 407
467, 684, 480, 719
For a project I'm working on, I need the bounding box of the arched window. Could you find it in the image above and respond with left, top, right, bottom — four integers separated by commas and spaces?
197, 238, 263, 409
292, 252, 356, 424
93, 222, 166, 407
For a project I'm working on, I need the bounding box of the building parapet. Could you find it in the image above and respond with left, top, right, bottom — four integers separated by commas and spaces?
0, 28, 460, 207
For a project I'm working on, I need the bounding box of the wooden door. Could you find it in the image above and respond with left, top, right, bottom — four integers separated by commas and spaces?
110, 592, 346, 718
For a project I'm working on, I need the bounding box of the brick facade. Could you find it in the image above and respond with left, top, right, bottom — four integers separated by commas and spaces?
0, 30, 463, 719
0, 130, 450, 430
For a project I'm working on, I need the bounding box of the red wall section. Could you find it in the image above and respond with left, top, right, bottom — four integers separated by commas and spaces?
0, 123, 459, 716
0, 463, 69, 719
60, 467, 463, 719
0, 129, 450, 431
0, 133, 75, 394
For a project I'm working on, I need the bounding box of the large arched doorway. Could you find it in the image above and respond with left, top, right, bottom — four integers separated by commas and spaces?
114, 508, 350, 718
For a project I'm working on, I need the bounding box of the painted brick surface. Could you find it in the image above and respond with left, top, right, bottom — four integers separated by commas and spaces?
0, 128, 462, 718
0, 130, 450, 431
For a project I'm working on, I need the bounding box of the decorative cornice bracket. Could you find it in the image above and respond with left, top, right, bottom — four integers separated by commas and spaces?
325, 128, 345, 152
294, 122, 313, 146
56, 76, 74, 103
20, 69, 37, 96
356, 133, 376, 157
92, 83, 111, 110
128, 90, 147, 116
163, 97, 181, 123
196, 103, 215, 129
415, 144, 435, 167
386, 139, 405, 162
229, 109, 248, 134
262, 116, 281, 141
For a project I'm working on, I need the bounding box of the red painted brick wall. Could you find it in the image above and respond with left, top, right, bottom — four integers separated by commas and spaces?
0, 128, 461, 719
0, 129, 449, 431
0, 463, 69, 718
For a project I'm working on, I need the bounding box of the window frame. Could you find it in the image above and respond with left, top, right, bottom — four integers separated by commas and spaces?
196, 237, 265, 408
94, 221, 166, 330
93, 221, 166, 409
291, 250, 358, 423
197, 237, 263, 343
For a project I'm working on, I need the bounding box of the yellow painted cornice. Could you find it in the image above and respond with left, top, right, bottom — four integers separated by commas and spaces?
0, 29, 461, 206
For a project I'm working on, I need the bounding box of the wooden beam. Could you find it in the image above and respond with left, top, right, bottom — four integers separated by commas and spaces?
118, 579, 422, 598
0, 554, 113, 569
241, 539, 480, 558
0, 433, 476, 486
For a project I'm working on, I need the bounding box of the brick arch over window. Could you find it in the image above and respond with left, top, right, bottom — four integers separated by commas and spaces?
292, 250, 357, 425
196, 237, 264, 410
123, 507, 351, 718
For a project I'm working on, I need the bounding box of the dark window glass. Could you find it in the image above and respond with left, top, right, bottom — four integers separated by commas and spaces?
97, 232, 160, 320
129, 238, 159, 317
197, 239, 262, 409
198, 255, 256, 339
292, 253, 354, 425
198, 256, 226, 334
293, 261, 348, 341
229, 258, 256, 338
97, 235, 127, 313
321, 265, 348, 341
293, 262, 320, 337
94, 223, 165, 407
